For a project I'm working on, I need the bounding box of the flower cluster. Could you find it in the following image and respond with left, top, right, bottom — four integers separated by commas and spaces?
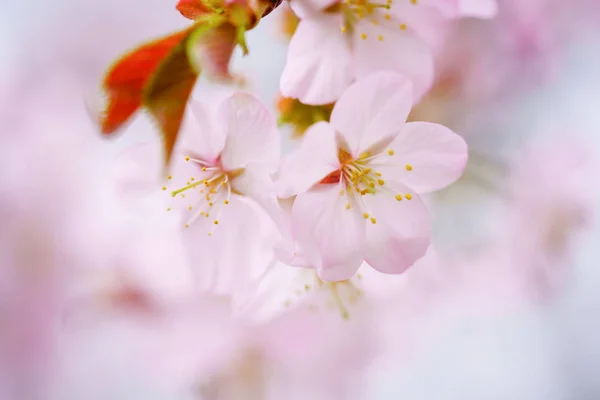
3, 0, 599, 398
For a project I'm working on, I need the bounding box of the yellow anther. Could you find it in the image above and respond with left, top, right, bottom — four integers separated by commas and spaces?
184, 224, 189, 228
200, 212, 205, 216
167, 207, 171, 211
224, 200, 229, 205
221, 181, 226, 186
405, 193, 413, 200
209, 202, 214, 206
369, 182, 375, 188
205, 213, 210, 218
190, 177, 195, 181
377, 179, 385, 185
185, 156, 190, 161
346, 203, 351, 210
204, 180, 209, 186
188, 205, 192, 210
213, 220, 219, 225
378, 35, 384, 41
410, 0, 417, 4
384, 13, 391, 20
388, 149, 395, 156
186, 182, 190, 185
375, 172, 382, 177
168, 175, 172, 180
161, 186, 167, 191
370, 217, 377, 224
202, 167, 207, 171
371, 19, 379, 25
364, 167, 372, 174
305, 284, 311, 292
400, 23, 407, 30
208, 232, 213, 236
360, 33, 367, 40
341, 25, 347, 33
363, 213, 370, 219
406, 164, 413, 171
181, 194, 185, 198
395, 194, 403, 201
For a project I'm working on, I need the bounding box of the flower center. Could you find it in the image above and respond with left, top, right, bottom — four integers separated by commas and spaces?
161, 154, 242, 235
337, 0, 419, 40
320, 148, 415, 224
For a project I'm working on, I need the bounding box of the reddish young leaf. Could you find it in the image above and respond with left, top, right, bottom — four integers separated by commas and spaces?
100, 28, 193, 135
143, 31, 200, 166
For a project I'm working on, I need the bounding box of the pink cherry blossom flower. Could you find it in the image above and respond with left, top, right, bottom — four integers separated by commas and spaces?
116, 92, 283, 301
277, 72, 468, 281
280, 0, 457, 105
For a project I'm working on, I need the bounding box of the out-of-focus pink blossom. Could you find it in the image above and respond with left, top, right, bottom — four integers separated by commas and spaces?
277, 72, 467, 280
280, 0, 457, 105
58, 285, 375, 400
0, 74, 197, 399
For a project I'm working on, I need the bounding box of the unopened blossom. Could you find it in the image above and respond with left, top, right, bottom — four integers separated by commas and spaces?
117, 92, 283, 299
277, 72, 467, 280
280, 0, 459, 105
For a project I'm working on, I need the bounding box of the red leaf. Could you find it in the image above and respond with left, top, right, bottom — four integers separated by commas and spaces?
100, 28, 193, 135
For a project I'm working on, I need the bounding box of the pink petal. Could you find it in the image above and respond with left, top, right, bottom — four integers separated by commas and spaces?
418, 0, 460, 18
184, 196, 277, 298
290, 0, 340, 19
362, 183, 431, 274
352, 21, 434, 102
386, 2, 450, 48
280, 15, 353, 106
181, 100, 225, 163
459, 0, 498, 18
330, 71, 413, 157
373, 122, 468, 193
218, 92, 280, 172
292, 184, 365, 281
277, 122, 340, 198
231, 166, 291, 250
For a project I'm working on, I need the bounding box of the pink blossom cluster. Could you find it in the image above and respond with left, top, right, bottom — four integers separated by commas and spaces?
1, 0, 599, 398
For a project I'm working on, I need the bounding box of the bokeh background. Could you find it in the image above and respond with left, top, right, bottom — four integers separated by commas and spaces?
2, 0, 600, 399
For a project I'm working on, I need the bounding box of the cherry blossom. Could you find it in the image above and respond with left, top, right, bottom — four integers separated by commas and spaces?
279, 0, 459, 105
116, 92, 284, 301
277, 72, 467, 280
